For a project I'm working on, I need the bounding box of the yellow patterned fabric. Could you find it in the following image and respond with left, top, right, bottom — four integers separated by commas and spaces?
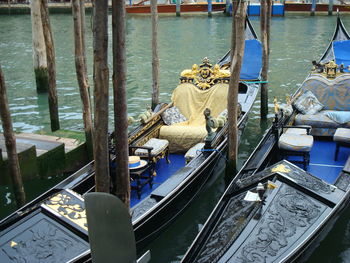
171, 83, 229, 126
159, 83, 229, 153
159, 126, 207, 153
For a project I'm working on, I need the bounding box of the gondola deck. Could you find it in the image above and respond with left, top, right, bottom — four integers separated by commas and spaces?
286, 139, 350, 184
131, 153, 185, 206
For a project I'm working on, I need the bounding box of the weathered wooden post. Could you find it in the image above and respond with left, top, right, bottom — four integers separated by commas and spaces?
176, 0, 181, 16
151, 0, 159, 109
208, 0, 212, 17
260, 0, 271, 119
79, 0, 88, 78
30, 0, 49, 93
227, 0, 246, 172
112, 0, 131, 207
311, 0, 316, 16
328, 0, 333, 15
40, 0, 60, 132
0, 66, 26, 208
93, 0, 110, 193
72, 0, 94, 160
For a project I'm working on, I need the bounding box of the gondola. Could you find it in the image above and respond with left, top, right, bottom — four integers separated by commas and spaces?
181, 15, 350, 263
0, 18, 262, 262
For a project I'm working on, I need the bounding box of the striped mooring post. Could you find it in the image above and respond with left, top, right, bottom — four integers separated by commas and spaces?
310, 0, 316, 16
208, 0, 212, 17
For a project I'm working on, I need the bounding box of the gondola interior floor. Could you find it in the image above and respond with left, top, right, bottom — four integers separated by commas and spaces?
286, 139, 350, 184
130, 154, 185, 207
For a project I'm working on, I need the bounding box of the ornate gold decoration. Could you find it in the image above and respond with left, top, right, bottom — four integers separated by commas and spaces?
325, 60, 337, 78
180, 57, 230, 90
128, 115, 161, 144
10, 241, 17, 248
286, 94, 291, 106
44, 191, 87, 231
273, 97, 280, 114
271, 164, 291, 173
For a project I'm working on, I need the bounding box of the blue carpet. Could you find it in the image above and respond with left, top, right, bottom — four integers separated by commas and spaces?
130, 154, 185, 207
308, 140, 350, 184
284, 140, 350, 184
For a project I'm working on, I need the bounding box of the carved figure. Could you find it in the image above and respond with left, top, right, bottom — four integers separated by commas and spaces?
325, 60, 337, 78
213, 64, 230, 78
180, 64, 199, 79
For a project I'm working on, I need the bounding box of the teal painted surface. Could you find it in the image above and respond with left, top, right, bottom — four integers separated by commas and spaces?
1, 13, 350, 262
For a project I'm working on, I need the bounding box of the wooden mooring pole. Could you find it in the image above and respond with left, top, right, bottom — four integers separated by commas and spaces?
112, 0, 131, 208
93, 0, 110, 193
328, 0, 333, 15
40, 0, 60, 132
151, 0, 159, 109
227, 0, 246, 172
260, 0, 271, 119
225, 0, 230, 16
0, 66, 26, 208
176, 0, 181, 16
72, 0, 94, 160
30, 0, 49, 93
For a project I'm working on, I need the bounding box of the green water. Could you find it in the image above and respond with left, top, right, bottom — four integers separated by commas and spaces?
1, 12, 350, 262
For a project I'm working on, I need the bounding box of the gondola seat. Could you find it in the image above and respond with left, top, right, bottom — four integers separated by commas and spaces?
134, 138, 170, 166
278, 127, 314, 170
184, 143, 205, 163
159, 82, 229, 153
334, 128, 350, 161
294, 74, 350, 136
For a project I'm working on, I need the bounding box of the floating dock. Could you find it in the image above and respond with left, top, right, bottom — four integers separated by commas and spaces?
0, 132, 88, 185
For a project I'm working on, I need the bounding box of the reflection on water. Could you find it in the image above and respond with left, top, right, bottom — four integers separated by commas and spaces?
0, 12, 349, 262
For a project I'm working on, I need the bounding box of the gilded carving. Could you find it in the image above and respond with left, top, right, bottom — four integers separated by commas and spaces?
44, 191, 87, 231
271, 164, 291, 174
325, 60, 337, 79
128, 115, 161, 144
180, 57, 231, 90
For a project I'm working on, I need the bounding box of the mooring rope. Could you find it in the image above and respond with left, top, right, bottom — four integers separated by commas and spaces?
242, 80, 269, 84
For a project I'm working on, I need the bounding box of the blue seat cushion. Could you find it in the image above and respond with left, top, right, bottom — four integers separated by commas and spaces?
325, 111, 350, 124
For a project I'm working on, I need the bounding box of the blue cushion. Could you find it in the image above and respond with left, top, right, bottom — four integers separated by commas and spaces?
293, 90, 324, 115
325, 111, 350, 124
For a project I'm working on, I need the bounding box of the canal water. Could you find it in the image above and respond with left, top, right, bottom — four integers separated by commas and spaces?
0, 12, 350, 262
